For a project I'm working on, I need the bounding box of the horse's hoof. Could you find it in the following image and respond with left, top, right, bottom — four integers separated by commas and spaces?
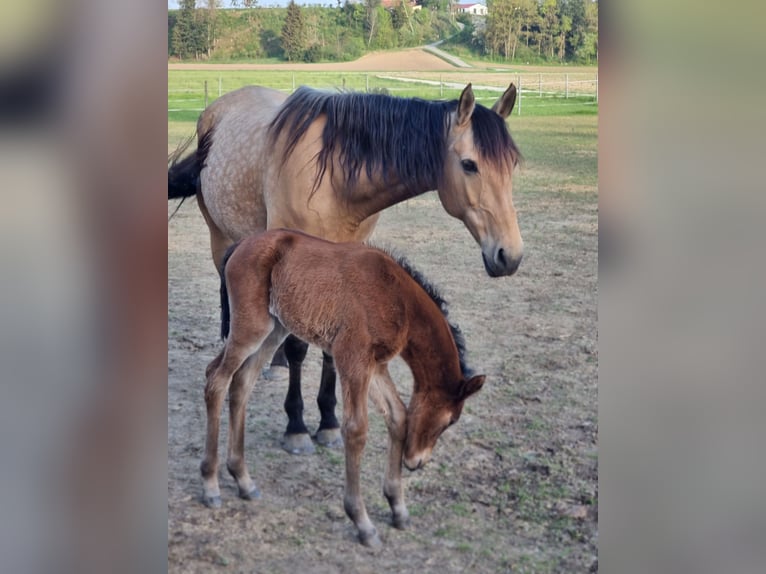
315, 428, 343, 449
392, 513, 411, 530
239, 485, 261, 501
202, 494, 221, 509
359, 529, 382, 549
262, 365, 289, 382
281, 433, 316, 455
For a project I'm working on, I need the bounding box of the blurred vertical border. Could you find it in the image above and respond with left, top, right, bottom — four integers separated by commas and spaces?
0, 1, 167, 573
600, 1, 766, 573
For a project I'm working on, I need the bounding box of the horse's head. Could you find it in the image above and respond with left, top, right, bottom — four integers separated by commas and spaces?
403, 374, 485, 471
438, 83, 523, 277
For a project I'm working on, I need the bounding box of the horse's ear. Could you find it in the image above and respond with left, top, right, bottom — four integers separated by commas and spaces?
457, 83, 475, 127
459, 374, 485, 399
491, 83, 517, 119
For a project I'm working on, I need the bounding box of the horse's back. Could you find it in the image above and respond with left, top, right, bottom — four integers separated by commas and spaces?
231, 230, 410, 358
198, 86, 288, 243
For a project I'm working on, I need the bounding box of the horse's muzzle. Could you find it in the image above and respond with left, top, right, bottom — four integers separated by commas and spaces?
403, 454, 427, 471
482, 249, 522, 277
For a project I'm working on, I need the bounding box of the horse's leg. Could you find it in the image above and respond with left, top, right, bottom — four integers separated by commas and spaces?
281, 335, 315, 455
315, 352, 343, 448
336, 357, 380, 548
370, 367, 410, 529
201, 337, 263, 509
226, 325, 289, 499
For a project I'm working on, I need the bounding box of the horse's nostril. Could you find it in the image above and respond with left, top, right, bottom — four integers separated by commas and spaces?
496, 248, 507, 267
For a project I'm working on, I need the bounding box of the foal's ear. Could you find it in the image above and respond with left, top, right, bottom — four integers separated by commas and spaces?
459, 374, 486, 399
456, 83, 475, 127
491, 83, 517, 119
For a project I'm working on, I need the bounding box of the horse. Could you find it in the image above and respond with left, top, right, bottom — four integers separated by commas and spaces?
168, 82, 520, 456
201, 229, 485, 547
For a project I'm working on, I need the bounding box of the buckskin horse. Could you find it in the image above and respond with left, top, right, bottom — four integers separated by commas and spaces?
202, 229, 485, 547
168, 82, 520, 454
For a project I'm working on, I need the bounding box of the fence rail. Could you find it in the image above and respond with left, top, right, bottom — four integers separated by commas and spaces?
168, 71, 598, 118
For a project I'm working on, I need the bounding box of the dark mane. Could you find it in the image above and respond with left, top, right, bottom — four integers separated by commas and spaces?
382, 250, 472, 379
268, 86, 520, 199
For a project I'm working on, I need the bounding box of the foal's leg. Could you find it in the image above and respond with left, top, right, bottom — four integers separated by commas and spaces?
336, 359, 380, 547
201, 336, 264, 508
370, 367, 410, 529
315, 352, 342, 448
226, 325, 289, 498
281, 335, 315, 454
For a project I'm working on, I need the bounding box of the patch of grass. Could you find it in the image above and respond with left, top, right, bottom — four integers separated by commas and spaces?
450, 502, 470, 517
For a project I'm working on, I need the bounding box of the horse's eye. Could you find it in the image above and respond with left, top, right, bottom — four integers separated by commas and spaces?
461, 159, 478, 174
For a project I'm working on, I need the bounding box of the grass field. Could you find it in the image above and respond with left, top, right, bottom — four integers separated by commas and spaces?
168, 69, 598, 123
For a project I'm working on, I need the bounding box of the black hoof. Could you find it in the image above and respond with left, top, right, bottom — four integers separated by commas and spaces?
202, 494, 221, 509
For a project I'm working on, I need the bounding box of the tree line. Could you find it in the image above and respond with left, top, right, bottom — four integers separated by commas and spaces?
169, 0, 598, 64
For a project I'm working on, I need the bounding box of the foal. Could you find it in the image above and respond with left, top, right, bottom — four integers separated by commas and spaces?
201, 229, 485, 547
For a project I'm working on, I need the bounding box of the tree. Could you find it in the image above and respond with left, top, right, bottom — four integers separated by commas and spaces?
172, 0, 205, 59
281, 1, 306, 61
205, 0, 221, 59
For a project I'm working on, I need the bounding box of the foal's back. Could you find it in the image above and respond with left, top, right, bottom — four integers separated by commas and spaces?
225, 229, 429, 360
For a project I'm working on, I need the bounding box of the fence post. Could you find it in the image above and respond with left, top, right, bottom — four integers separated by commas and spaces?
518, 76, 521, 116
204, 80, 208, 108
595, 72, 598, 103
565, 74, 569, 99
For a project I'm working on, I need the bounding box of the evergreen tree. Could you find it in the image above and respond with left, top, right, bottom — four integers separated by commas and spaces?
172, 0, 198, 59
281, 1, 306, 61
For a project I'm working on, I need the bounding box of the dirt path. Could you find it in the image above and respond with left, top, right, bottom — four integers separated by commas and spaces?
168, 48, 462, 72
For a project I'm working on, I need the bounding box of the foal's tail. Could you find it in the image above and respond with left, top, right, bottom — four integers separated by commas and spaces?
219, 242, 240, 340
167, 128, 214, 215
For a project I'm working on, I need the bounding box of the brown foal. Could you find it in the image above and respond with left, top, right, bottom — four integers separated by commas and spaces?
200, 229, 485, 547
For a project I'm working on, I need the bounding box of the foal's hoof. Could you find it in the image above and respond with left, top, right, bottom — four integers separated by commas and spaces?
281, 433, 316, 455
392, 513, 411, 530
262, 365, 289, 382
238, 485, 261, 501
202, 494, 221, 509
359, 529, 382, 549
315, 428, 343, 449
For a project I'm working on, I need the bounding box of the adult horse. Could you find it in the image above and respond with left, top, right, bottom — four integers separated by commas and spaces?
168, 82, 522, 454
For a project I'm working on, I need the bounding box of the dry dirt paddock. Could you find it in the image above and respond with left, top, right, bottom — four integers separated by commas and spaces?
168, 170, 597, 572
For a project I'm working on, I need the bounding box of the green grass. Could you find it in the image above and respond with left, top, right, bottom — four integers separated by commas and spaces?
168, 69, 598, 123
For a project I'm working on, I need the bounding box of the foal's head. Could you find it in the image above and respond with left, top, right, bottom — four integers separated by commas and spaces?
438, 83, 524, 277
403, 374, 485, 471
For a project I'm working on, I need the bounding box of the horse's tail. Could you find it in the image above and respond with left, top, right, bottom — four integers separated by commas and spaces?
167, 128, 214, 212
219, 242, 240, 340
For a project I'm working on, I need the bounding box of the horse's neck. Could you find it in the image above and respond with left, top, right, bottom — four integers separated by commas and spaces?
348, 178, 435, 222
402, 312, 462, 396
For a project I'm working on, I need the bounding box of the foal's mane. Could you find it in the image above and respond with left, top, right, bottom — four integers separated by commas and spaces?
382, 249, 473, 378
268, 86, 521, 200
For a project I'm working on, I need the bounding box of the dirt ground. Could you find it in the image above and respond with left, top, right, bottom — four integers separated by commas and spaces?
169, 178, 598, 572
